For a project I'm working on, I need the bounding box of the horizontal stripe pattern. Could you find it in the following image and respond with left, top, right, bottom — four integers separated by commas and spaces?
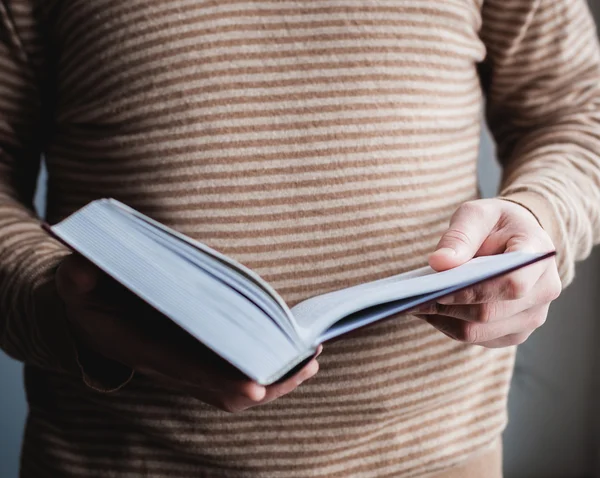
0, 0, 599, 477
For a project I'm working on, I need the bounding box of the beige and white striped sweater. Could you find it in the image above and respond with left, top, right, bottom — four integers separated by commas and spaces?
1, 0, 600, 476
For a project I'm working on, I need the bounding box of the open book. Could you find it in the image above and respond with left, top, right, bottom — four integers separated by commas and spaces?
48, 199, 555, 385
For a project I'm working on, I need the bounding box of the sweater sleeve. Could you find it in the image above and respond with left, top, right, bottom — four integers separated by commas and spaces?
480, 0, 600, 286
0, 0, 77, 372
0, 1, 135, 391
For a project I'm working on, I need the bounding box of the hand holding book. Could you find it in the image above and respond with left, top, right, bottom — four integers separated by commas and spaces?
55, 254, 320, 412
416, 198, 561, 348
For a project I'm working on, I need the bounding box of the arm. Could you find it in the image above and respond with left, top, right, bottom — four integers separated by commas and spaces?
482, 0, 600, 286
0, 1, 319, 406
0, 0, 75, 371
417, 0, 600, 346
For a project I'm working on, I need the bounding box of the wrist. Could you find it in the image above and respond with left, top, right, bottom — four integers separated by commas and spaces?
497, 192, 560, 250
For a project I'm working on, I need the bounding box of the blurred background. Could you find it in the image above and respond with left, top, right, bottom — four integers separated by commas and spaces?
1, 2, 600, 477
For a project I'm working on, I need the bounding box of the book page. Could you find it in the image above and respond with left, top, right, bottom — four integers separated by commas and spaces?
117, 209, 299, 343
291, 251, 553, 346
107, 199, 300, 341
108, 201, 294, 313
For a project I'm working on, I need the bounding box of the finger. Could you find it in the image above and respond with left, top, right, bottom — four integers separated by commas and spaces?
139, 360, 268, 403
258, 358, 320, 403
68, 290, 268, 401
199, 357, 320, 413
504, 227, 555, 254
138, 332, 269, 401
139, 322, 320, 403
423, 304, 548, 344
212, 345, 323, 403
429, 202, 500, 271
476, 332, 533, 348
142, 367, 267, 410
415, 297, 531, 323
56, 254, 101, 299
435, 261, 556, 305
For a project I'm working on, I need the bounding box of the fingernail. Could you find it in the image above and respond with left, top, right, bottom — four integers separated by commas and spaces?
248, 385, 266, 402
316, 345, 323, 357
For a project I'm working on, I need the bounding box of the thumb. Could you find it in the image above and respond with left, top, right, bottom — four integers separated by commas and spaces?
56, 254, 100, 298
429, 203, 498, 271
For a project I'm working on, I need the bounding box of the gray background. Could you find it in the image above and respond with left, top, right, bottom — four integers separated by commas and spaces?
1, 2, 600, 477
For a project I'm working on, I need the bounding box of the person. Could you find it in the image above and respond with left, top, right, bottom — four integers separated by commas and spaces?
1, 0, 599, 476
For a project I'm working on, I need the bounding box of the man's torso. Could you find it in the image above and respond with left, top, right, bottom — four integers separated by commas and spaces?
20, 1, 512, 476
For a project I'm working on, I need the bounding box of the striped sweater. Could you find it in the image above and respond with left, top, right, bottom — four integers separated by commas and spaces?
1, 1, 600, 476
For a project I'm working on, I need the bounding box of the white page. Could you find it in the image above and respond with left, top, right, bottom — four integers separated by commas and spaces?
114, 209, 299, 343
108, 199, 297, 331
291, 251, 552, 345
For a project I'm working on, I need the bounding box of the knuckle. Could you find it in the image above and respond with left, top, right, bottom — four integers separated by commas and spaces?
443, 229, 472, 248
505, 277, 531, 299
530, 312, 547, 329
456, 287, 476, 304
459, 323, 481, 344
459, 201, 485, 219
472, 286, 490, 304
476, 304, 494, 324
467, 284, 492, 304
547, 274, 562, 302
